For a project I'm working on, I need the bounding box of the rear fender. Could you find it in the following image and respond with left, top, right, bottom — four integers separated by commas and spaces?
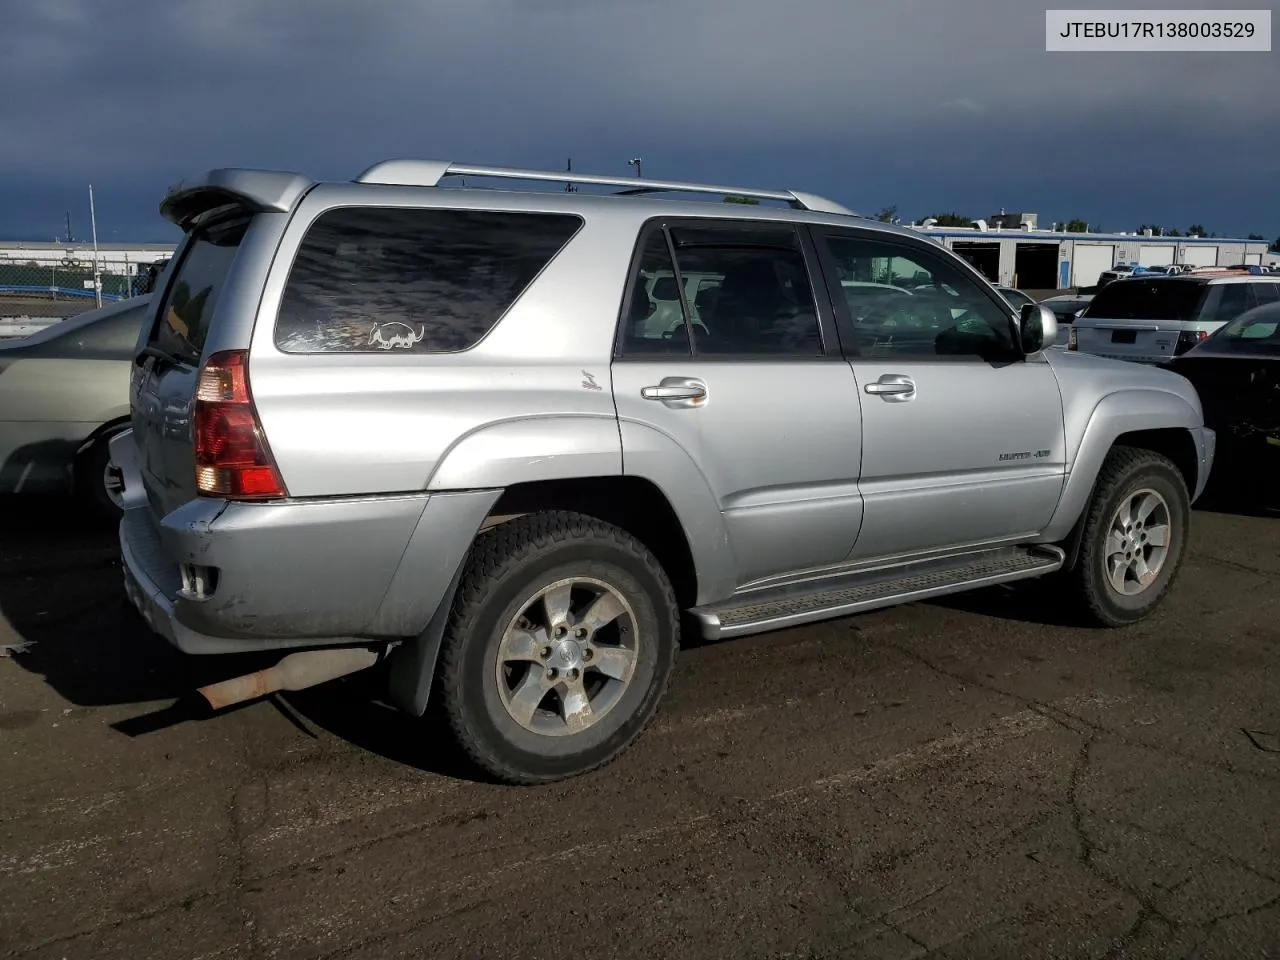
426, 415, 622, 490
1040, 389, 1201, 542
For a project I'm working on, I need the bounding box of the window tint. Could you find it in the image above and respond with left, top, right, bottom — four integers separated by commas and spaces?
150, 215, 249, 364
1213, 303, 1280, 350
1202, 283, 1254, 325
820, 233, 1016, 360
275, 208, 582, 354
620, 232, 691, 355
620, 223, 823, 357
1251, 282, 1279, 304
1086, 278, 1207, 321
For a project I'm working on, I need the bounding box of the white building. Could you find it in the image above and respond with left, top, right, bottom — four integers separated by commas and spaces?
910, 221, 1273, 291
0, 239, 177, 276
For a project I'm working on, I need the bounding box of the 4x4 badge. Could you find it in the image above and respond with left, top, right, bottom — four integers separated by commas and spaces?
368, 321, 426, 350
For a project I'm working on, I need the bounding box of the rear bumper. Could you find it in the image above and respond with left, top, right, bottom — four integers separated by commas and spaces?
110, 431, 501, 655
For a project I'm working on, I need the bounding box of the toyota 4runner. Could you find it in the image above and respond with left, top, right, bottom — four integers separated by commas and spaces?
112, 159, 1216, 784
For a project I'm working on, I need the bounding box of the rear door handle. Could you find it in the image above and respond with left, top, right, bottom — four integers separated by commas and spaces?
864, 374, 916, 401
641, 377, 707, 407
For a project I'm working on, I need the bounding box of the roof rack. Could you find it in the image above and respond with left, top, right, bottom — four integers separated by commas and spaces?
353, 159, 855, 216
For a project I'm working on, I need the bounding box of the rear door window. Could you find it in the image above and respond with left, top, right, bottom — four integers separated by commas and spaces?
274, 208, 583, 353
618, 221, 825, 357
149, 215, 250, 365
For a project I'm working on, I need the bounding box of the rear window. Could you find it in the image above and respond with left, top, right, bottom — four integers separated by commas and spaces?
274, 208, 583, 354
1083, 278, 1207, 321
150, 215, 249, 365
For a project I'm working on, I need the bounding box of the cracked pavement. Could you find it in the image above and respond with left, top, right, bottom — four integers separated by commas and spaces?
1, 496, 1279, 959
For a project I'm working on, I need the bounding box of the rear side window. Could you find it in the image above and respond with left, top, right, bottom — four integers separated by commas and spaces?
275, 208, 583, 354
1199, 283, 1255, 325
151, 215, 249, 365
1084, 279, 1207, 321
1251, 282, 1279, 304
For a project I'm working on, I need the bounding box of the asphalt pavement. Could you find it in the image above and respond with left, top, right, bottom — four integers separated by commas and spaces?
2, 492, 1279, 960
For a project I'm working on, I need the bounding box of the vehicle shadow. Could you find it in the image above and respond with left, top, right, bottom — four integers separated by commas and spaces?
1192, 482, 1280, 520
921, 576, 1090, 628
0, 494, 275, 706
0, 494, 481, 780
280, 671, 483, 782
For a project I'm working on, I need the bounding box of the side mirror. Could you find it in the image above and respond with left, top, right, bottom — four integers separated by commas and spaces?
1018, 303, 1058, 354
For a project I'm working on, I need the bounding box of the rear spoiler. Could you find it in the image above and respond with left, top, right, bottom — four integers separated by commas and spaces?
160, 168, 316, 231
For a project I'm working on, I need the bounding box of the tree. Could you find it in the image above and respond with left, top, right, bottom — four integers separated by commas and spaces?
1166, 228, 1182, 237
1137, 223, 1164, 235
929, 212, 976, 227
1064, 219, 1089, 233
874, 205, 898, 223
1187, 224, 1206, 237
1247, 233, 1264, 241
1273, 237, 1280, 252
723, 195, 760, 205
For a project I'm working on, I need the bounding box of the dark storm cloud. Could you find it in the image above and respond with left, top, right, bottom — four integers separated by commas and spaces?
1, 0, 1276, 239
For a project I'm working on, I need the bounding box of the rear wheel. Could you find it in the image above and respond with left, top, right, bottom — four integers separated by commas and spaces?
1066, 446, 1190, 627
435, 510, 680, 784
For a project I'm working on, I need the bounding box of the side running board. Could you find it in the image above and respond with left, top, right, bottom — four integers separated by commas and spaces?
692, 545, 1065, 641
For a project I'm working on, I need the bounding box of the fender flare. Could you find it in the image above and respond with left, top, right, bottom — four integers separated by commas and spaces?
1040, 388, 1201, 543
425, 414, 623, 490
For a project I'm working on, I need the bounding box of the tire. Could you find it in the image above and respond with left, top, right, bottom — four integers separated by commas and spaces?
435, 510, 680, 785
75, 430, 125, 522
1066, 445, 1190, 627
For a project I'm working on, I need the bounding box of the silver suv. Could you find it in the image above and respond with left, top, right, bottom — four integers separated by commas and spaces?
1069, 273, 1280, 364
112, 159, 1216, 784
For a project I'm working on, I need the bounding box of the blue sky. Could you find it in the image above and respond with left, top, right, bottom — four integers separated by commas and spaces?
1, 0, 1277, 243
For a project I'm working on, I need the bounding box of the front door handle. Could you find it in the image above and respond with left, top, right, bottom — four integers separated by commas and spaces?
641, 377, 708, 408
864, 374, 916, 401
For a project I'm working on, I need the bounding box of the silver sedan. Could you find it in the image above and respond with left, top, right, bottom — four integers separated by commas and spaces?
0, 295, 151, 516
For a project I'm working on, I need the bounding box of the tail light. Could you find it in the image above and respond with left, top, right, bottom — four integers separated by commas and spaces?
194, 350, 286, 499
1174, 330, 1209, 355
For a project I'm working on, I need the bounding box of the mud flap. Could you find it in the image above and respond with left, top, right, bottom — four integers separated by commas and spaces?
386, 562, 465, 717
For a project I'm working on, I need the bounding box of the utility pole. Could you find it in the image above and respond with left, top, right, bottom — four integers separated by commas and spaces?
64, 212, 73, 243
89, 184, 102, 308
629, 157, 643, 178
564, 157, 577, 192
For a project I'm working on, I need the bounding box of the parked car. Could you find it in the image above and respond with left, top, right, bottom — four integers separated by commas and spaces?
1162, 300, 1280, 482
0, 294, 152, 515
112, 159, 1214, 784
1068, 273, 1280, 364
1041, 294, 1093, 322
1098, 263, 1140, 286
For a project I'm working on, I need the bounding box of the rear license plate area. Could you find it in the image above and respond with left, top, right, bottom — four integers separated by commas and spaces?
1111, 329, 1137, 344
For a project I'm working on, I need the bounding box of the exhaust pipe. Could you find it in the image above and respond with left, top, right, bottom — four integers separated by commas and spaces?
198, 647, 381, 710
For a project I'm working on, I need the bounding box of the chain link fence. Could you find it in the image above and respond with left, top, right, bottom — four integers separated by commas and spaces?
0, 251, 173, 336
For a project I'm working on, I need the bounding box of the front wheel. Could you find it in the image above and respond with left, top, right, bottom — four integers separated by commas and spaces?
1066, 446, 1190, 627
75, 430, 126, 522
435, 510, 680, 784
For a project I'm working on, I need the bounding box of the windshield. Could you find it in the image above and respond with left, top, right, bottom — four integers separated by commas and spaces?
1206, 303, 1280, 351
1083, 278, 1207, 321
